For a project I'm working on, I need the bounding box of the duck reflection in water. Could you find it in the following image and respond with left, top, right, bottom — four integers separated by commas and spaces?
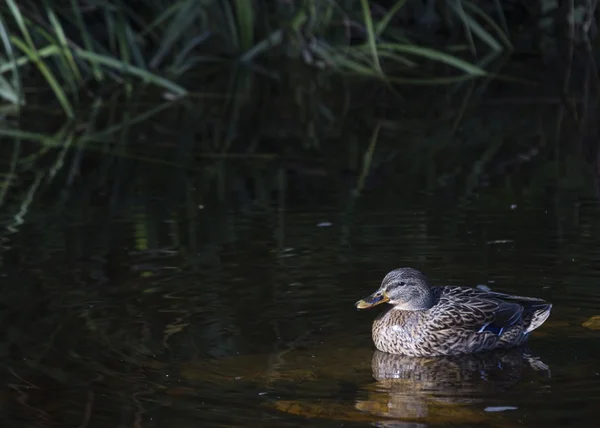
355, 348, 550, 424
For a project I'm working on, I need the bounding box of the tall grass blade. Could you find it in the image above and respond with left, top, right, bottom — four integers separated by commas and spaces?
375, 0, 409, 36
173, 32, 211, 70
220, 0, 238, 49
387, 75, 485, 85
69, 0, 103, 80
492, 0, 510, 36
75, 49, 188, 96
139, 2, 181, 39
44, 0, 82, 81
463, 1, 512, 49
116, 10, 131, 66
451, 0, 477, 55
105, 7, 117, 54
360, 0, 382, 72
10, 37, 74, 118
0, 76, 19, 104
353, 44, 416, 66
0, 128, 60, 146
449, 0, 503, 53
33, 22, 80, 100
378, 44, 487, 76
125, 24, 146, 69
0, 45, 60, 73
150, 1, 197, 69
5, 0, 35, 49
239, 29, 283, 63
234, 0, 255, 52
314, 46, 381, 76
0, 15, 22, 105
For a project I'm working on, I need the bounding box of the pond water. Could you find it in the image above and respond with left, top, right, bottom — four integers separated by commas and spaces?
3, 175, 600, 428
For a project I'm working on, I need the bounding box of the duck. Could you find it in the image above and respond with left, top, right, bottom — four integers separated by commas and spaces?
355, 268, 552, 357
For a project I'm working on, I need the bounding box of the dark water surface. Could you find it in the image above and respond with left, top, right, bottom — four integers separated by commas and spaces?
3, 185, 600, 428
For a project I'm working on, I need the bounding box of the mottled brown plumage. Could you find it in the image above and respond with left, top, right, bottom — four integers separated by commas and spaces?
356, 268, 552, 357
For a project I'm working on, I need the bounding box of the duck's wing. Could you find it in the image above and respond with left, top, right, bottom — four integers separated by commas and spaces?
429, 286, 525, 336
484, 290, 552, 333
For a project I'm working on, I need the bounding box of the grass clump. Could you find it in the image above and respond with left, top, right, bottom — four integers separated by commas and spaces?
0, 0, 517, 115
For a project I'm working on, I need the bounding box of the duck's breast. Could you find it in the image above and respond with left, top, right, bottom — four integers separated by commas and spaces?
372, 308, 426, 355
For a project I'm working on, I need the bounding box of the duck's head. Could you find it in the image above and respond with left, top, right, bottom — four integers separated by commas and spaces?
355, 267, 434, 311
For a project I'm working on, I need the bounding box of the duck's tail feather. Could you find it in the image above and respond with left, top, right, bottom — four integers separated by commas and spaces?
524, 303, 552, 333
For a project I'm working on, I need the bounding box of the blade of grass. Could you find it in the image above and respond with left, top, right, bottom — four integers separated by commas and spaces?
449, 0, 502, 52
10, 36, 74, 117
360, 0, 381, 73
0, 128, 61, 149
173, 32, 211, 69
139, 2, 182, 39
69, 0, 103, 80
447, 50, 502, 96
124, 21, 146, 68
234, 0, 254, 51
239, 29, 283, 62
377, 44, 487, 76
31, 24, 80, 100
463, 0, 512, 49
116, 9, 131, 66
317, 48, 383, 76
451, 0, 477, 55
105, 7, 117, 54
44, 0, 82, 81
0, 44, 60, 73
375, 0, 409, 36
352, 44, 417, 66
492, 0, 509, 37
150, 1, 198, 69
332, 42, 486, 78
74, 49, 188, 96
5, 0, 35, 48
0, 76, 19, 104
385, 74, 480, 85
0, 15, 22, 105
221, 0, 238, 50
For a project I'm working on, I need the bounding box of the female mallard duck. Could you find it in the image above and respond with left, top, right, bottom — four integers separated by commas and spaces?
356, 268, 552, 357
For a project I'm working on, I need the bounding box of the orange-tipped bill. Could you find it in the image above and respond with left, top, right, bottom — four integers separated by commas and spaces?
355, 290, 389, 309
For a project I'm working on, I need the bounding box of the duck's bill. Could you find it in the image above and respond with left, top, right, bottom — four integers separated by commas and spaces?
355, 291, 389, 309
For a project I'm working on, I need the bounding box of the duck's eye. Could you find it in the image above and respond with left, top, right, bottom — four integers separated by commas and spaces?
399, 281, 406, 286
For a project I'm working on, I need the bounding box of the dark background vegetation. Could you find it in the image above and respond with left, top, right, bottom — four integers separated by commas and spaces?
1, 0, 598, 220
